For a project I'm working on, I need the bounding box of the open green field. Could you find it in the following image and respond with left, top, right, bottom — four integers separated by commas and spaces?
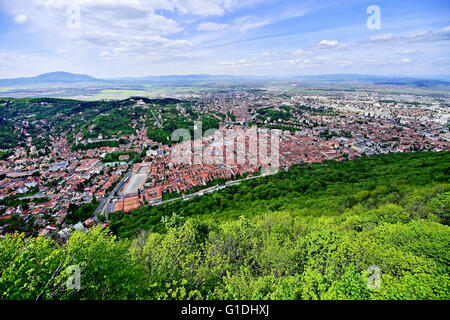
86, 89, 152, 100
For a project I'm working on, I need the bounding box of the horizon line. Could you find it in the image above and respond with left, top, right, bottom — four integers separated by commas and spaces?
2, 71, 450, 81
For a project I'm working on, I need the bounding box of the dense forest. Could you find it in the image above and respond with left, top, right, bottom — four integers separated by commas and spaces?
146, 103, 221, 144
0, 151, 448, 300
0, 97, 195, 150
110, 151, 449, 237
0, 98, 137, 149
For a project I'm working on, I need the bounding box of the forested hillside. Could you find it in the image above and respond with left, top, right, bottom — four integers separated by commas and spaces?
0, 151, 448, 300
110, 151, 449, 237
0, 97, 213, 151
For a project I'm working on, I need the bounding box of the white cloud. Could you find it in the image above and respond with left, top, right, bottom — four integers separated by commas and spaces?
2, 0, 316, 69
170, 0, 235, 16
397, 58, 412, 64
388, 58, 412, 65
14, 14, 28, 23
318, 40, 339, 48
358, 29, 450, 47
398, 49, 420, 55
235, 16, 273, 32
294, 49, 306, 55
1, 1, 449, 77
100, 51, 120, 61
233, 3, 314, 33
32, 0, 239, 16
5, 1, 195, 62
197, 22, 228, 31
369, 33, 395, 41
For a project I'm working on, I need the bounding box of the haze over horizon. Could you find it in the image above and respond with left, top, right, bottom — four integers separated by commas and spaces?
1, 0, 449, 79
3, 71, 450, 82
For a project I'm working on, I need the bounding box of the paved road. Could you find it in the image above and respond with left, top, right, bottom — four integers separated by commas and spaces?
95, 154, 278, 220
94, 126, 147, 218
152, 172, 274, 207
150, 109, 162, 128
94, 164, 133, 216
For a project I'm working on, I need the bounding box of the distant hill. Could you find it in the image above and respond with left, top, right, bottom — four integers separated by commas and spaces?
293, 74, 450, 87
116, 74, 246, 83
0, 72, 98, 86
113, 74, 450, 86
1, 72, 449, 88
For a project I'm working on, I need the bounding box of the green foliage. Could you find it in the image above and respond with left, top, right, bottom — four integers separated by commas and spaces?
0, 196, 49, 208
65, 201, 99, 225
82, 107, 146, 140
256, 107, 292, 122
111, 151, 450, 237
319, 130, 338, 138
0, 227, 149, 300
71, 140, 123, 151
126, 210, 449, 300
1, 151, 449, 300
101, 151, 137, 163
0, 98, 138, 149
145, 101, 220, 145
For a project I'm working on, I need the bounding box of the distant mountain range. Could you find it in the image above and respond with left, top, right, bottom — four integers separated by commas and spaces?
294, 74, 450, 87
0, 72, 98, 86
0, 71, 449, 87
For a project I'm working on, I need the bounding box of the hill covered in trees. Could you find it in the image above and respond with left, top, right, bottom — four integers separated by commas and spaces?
0, 151, 448, 300
0, 97, 221, 153
110, 151, 449, 237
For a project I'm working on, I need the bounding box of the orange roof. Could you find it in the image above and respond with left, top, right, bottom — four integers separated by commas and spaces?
115, 195, 140, 212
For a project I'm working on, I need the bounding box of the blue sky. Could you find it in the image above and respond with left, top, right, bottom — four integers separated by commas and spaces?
0, 0, 449, 78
